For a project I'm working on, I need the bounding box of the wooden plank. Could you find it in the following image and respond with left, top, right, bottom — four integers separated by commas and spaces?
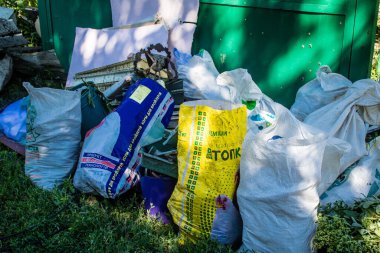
6, 46, 42, 54
9, 49, 65, 75
0, 133, 25, 156
10, 49, 61, 67
0, 34, 28, 49
0, 18, 19, 36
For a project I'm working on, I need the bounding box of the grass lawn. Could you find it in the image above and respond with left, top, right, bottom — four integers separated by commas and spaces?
0, 145, 232, 252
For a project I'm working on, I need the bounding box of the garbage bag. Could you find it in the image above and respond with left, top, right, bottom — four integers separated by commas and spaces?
217, 69, 265, 105
141, 176, 176, 224
24, 83, 81, 190
290, 66, 351, 121
176, 49, 261, 105
246, 81, 276, 133
72, 84, 110, 139
211, 195, 243, 245
0, 97, 28, 144
318, 137, 351, 195
176, 50, 220, 100
238, 102, 329, 253
173, 48, 191, 65
321, 137, 380, 205
74, 78, 174, 198
168, 100, 247, 243
247, 77, 350, 196
304, 79, 380, 179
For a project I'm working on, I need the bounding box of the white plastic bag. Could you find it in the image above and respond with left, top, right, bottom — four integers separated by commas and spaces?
24, 83, 81, 190
321, 137, 380, 205
238, 102, 329, 253
318, 137, 351, 195
304, 79, 380, 177
217, 69, 264, 104
290, 66, 351, 121
211, 195, 242, 245
177, 50, 220, 100
250, 82, 350, 196
176, 49, 261, 104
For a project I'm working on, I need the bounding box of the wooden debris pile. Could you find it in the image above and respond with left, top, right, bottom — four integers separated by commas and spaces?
0, 6, 64, 92
0, 7, 28, 49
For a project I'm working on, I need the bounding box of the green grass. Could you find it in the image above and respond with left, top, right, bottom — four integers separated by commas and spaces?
0, 146, 233, 253
315, 200, 380, 253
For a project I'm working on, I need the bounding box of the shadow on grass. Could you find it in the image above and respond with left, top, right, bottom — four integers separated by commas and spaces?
0, 147, 233, 253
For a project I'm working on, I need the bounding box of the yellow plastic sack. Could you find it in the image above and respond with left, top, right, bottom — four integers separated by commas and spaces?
168, 100, 247, 241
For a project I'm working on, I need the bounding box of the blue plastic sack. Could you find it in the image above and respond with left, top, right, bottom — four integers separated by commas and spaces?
211, 195, 243, 245
141, 176, 176, 224
173, 48, 192, 65
0, 97, 28, 144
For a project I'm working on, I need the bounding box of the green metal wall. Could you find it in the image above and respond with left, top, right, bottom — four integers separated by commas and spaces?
38, 0, 113, 71
38, 0, 379, 107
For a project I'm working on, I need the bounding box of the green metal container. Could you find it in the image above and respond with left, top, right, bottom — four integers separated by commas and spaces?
38, 0, 112, 71
38, 0, 379, 107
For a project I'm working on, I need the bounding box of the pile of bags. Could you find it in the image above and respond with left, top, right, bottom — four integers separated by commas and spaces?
1, 1, 379, 252
1, 42, 379, 253
170, 50, 380, 251
74, 78, 174, 198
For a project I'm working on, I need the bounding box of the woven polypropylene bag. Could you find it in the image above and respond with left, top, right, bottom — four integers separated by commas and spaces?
168, 100, 247, 242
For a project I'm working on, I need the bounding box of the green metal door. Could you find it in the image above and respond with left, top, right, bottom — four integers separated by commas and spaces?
193, 0, 379, 107
39, 0, 112, 71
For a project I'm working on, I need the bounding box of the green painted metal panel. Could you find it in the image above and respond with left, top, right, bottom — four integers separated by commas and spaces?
349, 0, 380, 81
200, 0, 352, 14
192, 0, 368, 107
38, 0, 113, 71
38, 0, 53, 49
